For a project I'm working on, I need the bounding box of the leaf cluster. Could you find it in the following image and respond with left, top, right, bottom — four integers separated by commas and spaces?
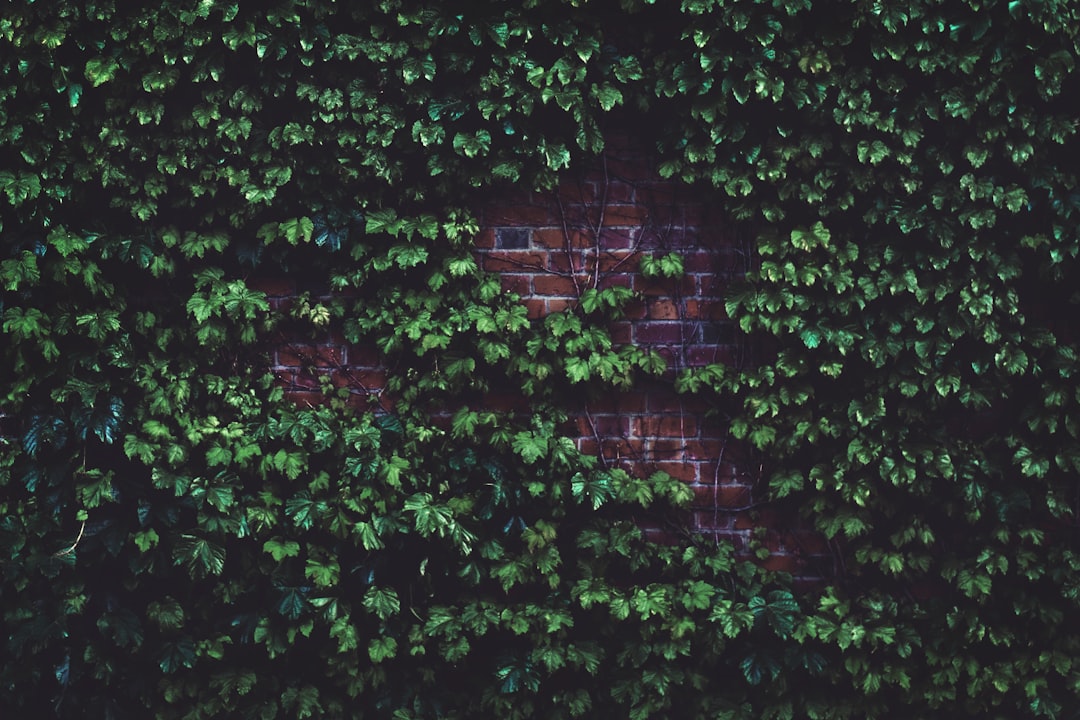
4, 1, 1080, 718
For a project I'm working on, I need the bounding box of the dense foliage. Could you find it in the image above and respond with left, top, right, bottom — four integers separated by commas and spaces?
3, 0, 1080, 718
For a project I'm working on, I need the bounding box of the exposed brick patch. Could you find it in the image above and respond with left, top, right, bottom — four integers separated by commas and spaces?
268, 146, 822, 578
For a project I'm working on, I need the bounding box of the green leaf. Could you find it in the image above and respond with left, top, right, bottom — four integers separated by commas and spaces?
368, 636, 398, 663
363, 586, 401, 620
263, 538, 301, 562
172, 535, 226, 578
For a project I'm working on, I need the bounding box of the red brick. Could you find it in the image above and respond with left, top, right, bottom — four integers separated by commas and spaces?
533, 227, 592, 249
554, 182, 597, 205
499, 273, 532, 295
642, 527, 684, 546
276, 369, 321, 390
635, 322, 683, 344
283, 390, 324, 407
545, 298, 574, 314
759, 554, 804, 574
692, 510, 735, 532
482, 250, 547, 273
683, 299, 728, 320
682, 203, 708, 226
596, 251, 641, 273
633, 182, 678, 207
347, 346, 381, 367
686, 345, 736, 367
689, 438, 725, 460
597, 273, 632, 290
576, 438, 600, 456
733, 512, 757, 531
575, 414, 629, 437
597, 228, 638, 250
485, 205, 553, 226
603, 155, 655, 182
651, 461, 698, 483
547, 251, 582, 274
601, 204, 650, 227
278, 345, 345, 368
635, 275, 696, 297
682, 250, 720, 273
533, 274, 580, 296
784, 530, 830, 556
611, 392, 648, 413
647, 298, 681, 320
336, 368, 387, 391
525, 298, 546, 319
593, 437, 643, 461
473, 228, 496, 249
691, 483, 752, 509
620, 298, 647, 320
698, 461, 741, 486
609, 321, 632, 343
642, 414, 698, 438
248, 277, 295, 296
596, 179, 635, 202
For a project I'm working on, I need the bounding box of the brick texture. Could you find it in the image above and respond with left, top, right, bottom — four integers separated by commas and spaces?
265, 142, 825, 578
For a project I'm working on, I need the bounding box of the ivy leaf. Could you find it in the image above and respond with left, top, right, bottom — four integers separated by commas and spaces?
368, 636, 398, 663
277, 586, 308, 619
158, 638, 196, 674
512, 431, 549, 464
263, 538, 301, 562
84, 57, 120, 86
172, 534, 226, 578
362, 586, 401, 620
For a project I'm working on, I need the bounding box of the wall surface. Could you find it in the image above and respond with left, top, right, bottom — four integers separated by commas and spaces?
259, 143, 829, 579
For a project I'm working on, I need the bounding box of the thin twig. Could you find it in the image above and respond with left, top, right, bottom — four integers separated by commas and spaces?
583, 404, 609, 469
592, 153, 609, 290
53, 521, 86, 558
553, 192, 584, 298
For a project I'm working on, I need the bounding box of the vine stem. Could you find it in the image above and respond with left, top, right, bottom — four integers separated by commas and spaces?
54, 521, 86, 558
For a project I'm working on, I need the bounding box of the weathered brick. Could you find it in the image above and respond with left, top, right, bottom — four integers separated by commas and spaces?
597, 227, 638, 250
482, 250, 548, 273
533, 227, 592, 249
524, 298, 547, 319
495, 227, 531, 249
601, 204, 650, 227
278, 345, 345, 368
282, 390, 325, 407
486, 204, 554, 226
636, 414, 699, 438
556, 180, 599, 204
473, 227, 496, 249
691, 483, 752, 509
634, 322, 683, 344
596, 250, 641, 273
646, 298, 681, 320
692, 510, 736, 532
533, 274, 580, 297
499, 273, 532, 295
547, 251, 582, 274
651, 461, 698, 483
759, 554, 804, 574
545, 298, 574, 314
575, 413, 630, 437
685, 345, 736, 367
609, 321, 632, 343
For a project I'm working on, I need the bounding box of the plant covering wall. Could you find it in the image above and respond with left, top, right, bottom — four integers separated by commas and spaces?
3, 1, 1080, 718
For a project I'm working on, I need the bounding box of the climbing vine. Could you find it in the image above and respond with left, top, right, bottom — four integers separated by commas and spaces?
3, 1, 1080, 718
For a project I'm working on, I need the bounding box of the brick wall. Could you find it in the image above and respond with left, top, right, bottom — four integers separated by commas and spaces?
260, 141, 829, 579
